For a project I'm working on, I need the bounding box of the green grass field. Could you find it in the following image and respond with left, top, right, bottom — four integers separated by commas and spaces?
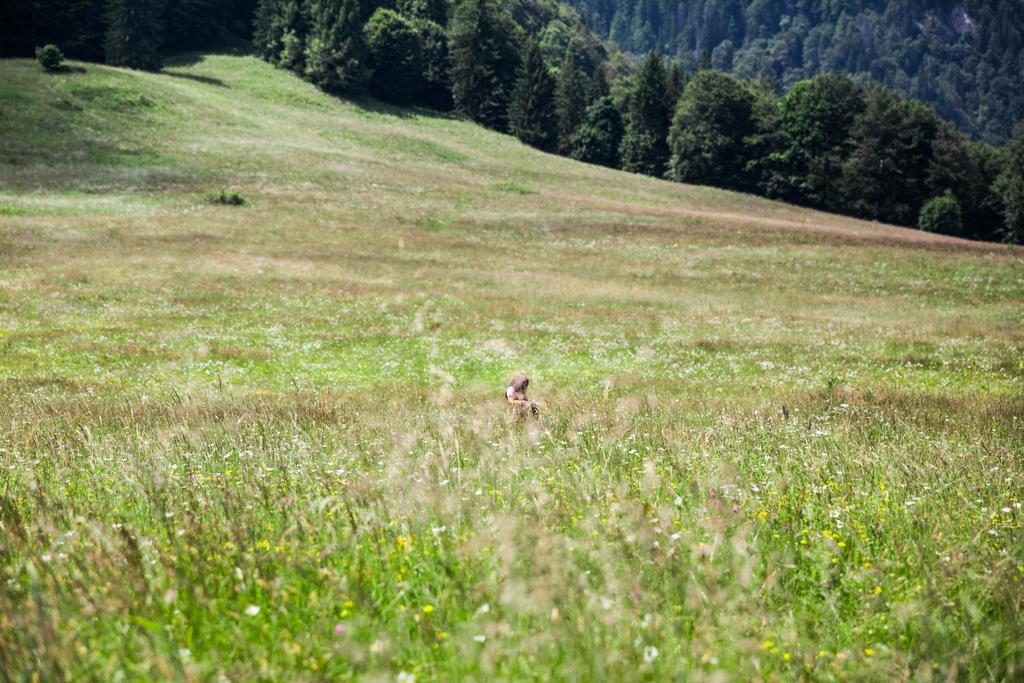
1, 53, 1023, 681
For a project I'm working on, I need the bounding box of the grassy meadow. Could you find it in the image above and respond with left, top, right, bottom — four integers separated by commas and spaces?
1, 53, 1023, 680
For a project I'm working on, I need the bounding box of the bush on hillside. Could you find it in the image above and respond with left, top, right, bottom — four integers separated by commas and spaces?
364, 9, 424, 104
918, 192, 963, 236
205, 190, 246, 206
36, 44, 64, 72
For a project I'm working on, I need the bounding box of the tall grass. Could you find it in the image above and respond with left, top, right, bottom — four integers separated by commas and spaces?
1, 389, 1021, 680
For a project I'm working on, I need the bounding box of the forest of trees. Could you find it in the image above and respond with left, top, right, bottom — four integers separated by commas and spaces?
2, 0, 1023, 243
563, 0, 1024, 145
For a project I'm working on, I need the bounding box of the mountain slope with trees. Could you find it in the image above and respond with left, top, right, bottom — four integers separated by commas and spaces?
564, 0, 1024, 144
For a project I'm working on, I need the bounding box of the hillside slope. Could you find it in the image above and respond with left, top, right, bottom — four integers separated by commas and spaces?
1, 54, 1021, 395
1, 54, 1023, 680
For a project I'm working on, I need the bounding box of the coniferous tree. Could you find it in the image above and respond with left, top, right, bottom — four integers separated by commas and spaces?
619, 50, 671, 177
253, 0, 283, 60
699, 47, 710, 70
587, 66, 610, 103
164, 0, 227, 50
396, 0, 446, 24
104, 0, 164, 71
304, 0, 367, 94
275, 0, 307, 73
665, 61, 684, 109
508, 39, 557, 152
555, 52, 587, 155
571, 95, 624, 168
61, 0, 108, 61
447, 0, 519, 131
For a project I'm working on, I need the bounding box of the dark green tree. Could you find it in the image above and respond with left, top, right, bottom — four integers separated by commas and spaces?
254, 0, 284, 60
995, 122, 1024, 244
412, 18, 451, 110
571, 96, 624, 168
699, 47, 710, 70
668, 70, 755, 190
104, 0, 164, 71
745, 76, 785, 197
587, 65, 610, 103
508, 40, 558, 152
36, 44, 64, 71
961, 141, 1007, 242
396, 0, 446, 24
303, 0, 367, 94
447, 0, 520, 131
264, 0, 306, 73
840, 84, 941, 225
555, 51, 587, 155
164, 0, 228, 50
665, 61, 684, 108
918, 192, 963, 236
774, 75, 865, 208
364, 8, 423, 103
619, 50, 671, 177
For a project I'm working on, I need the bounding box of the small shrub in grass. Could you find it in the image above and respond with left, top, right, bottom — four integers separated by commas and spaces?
204, 190, 246, 206
36, 45, 65, 72
918, 192, 963, 236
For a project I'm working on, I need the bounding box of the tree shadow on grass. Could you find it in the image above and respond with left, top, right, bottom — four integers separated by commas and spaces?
346, 94, 462, 123
161, 71, 229, 88
42, 65, 88, 75
162, 43, 256, 69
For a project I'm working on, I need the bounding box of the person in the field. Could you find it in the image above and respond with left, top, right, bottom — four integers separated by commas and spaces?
506, 372, 540, 418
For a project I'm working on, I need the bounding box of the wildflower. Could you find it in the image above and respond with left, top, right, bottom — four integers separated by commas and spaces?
874, 585, 882, 595
397, 672, 416, 683
643, 645, 659, 663
783, 652, 791, 661
477, 603, 490, 614
178, 648, 191, 659
334, 624, 347, 635
761, 640, 775, 650
422, 605, 434, 614
473, 634, 486, 643
864, 648, 875, 656
244, 605, 260, 616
